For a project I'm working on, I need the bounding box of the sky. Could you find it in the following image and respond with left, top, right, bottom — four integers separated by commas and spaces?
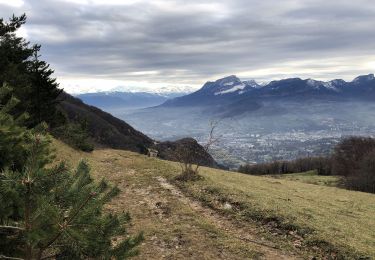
1, 0, 375, 94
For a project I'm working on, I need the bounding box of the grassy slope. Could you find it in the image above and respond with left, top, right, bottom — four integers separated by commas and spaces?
54, 140, 375, 259
189, 168, 375, 258
54, 140, 268, 259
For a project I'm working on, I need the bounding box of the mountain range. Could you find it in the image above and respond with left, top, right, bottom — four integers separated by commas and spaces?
161, 74, 375, 117
76, 91, 189, 109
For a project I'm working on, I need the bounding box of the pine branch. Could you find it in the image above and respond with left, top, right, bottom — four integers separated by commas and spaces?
0, 255, 24, 260
39, 254, 58, 260
0, 225, 24, 232
37, 192, 96, 258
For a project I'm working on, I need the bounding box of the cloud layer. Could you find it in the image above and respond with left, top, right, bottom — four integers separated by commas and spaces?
1, 0, 375, 93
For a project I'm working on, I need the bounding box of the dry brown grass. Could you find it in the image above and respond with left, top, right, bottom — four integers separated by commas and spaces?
184, 167, 375, 258
54, 139, 375, 259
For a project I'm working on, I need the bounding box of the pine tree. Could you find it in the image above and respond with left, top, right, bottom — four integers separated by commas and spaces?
0, 83, 29, 171
27, 47, 63, 127
0, 14, 64, 127
0, 129, 143, 259
0, 14, 34, 111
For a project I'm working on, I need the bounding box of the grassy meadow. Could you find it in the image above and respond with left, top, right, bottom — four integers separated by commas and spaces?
54, 139, 375, 259
184, 167, 375, 258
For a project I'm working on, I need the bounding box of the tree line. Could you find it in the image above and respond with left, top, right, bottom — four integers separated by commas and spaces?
239, 156, 331, 176
239, 137, 375, 194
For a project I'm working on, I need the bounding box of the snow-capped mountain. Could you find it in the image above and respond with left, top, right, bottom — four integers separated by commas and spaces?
76, 73, 375, 116
162, 75, 261, 107
200, 75, 260, 96
77, 91, 188, 109
259, 74, 375, 99
108, 85, 193, 96
161, 74, 375, 116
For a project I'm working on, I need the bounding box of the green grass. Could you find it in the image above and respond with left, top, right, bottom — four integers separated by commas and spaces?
53, 140, 263, 259
54, 140, 375, 259
269, 170, 341, 187
180, 167, 375, 258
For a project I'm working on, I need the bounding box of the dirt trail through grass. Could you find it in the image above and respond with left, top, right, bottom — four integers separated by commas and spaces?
155, 176, 297, 260
90, 153, 299, 259
55, 142, 306, 259
55, 141, 375, 259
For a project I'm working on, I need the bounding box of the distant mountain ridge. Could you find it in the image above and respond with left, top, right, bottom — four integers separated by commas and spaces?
161, 74, 375, 116
77, 91, 189, 109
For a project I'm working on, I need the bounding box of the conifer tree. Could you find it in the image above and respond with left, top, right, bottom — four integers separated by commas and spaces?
0, 14, 33, 110
0, 14, 64, 127
0, 129, 143, 259
28, 47, 63, 127
0, 83, 29, 170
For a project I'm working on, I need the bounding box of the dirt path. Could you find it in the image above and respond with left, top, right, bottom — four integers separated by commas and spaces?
80, 149, 302, 259
155, 176, 299, 260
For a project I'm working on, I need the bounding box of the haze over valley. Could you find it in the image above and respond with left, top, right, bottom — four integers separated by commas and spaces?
80, 74, 375, 168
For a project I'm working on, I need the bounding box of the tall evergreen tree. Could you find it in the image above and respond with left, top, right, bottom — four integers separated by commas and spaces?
28, 47, 63, 126
0, 14, 33, 109
0, 14, 64, 127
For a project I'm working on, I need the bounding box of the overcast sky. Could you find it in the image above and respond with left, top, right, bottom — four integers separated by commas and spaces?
1, 0, 375, 93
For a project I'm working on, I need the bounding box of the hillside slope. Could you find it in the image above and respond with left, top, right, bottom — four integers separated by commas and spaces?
58, 92, 217, 167
55, 140, 375, 259
59, 92, 153, 153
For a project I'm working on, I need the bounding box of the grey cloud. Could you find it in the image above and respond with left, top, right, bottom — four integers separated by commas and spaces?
0, 0, 374, 91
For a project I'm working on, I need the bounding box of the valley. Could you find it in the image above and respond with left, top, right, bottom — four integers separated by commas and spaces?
75, 74, 375, 169
108, 99, 375, 169
70, 74, 375, 169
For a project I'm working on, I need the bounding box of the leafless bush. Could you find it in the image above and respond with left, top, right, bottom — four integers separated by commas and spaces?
344, 150, 375, 193
332, 137, 375, 193
332, 136, 375, 176
174, 121, 220, 181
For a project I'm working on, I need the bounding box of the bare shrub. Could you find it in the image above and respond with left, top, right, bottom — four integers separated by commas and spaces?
344, 150, 375, 193
174, 121, 220, 181
332, 136, 375, 177
331, 137, 375, 193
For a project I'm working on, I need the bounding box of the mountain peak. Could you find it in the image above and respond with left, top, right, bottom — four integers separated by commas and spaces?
201, 75, 260, 96
243, 79, 260, 88
201, 75, 241, 91
353, 74, 375, 83
214, 75, 241, 86
306, 79, 322, 87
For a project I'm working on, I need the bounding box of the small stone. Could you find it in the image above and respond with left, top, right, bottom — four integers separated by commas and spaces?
293, 240, 302, 248
223, 202, 232, 210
